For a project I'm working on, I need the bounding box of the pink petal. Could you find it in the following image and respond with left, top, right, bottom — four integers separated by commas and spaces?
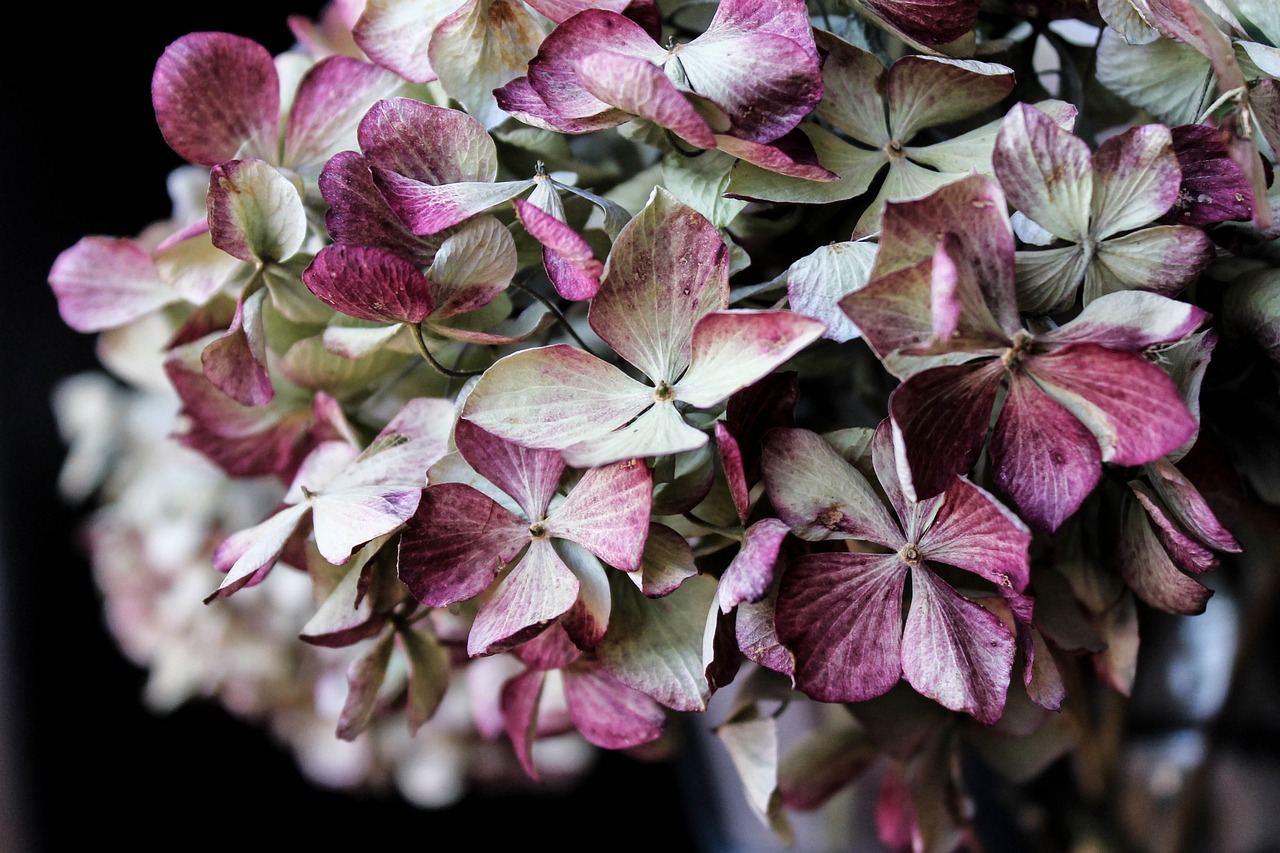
676, 311, 824, 409
575, 51, 717, 148
353, 0, 465, 83
48, 237, 177, 332
1118, 491, 1213, 615
901, 567, 1015, 724
468, 537, 582, 656
563, 666, 668, 749
397, 482, 529, 607
512, 622, 582, 671
714, 422, 751, 525
556, 540, 613, 650
1146, 456, 1241, 554
373, 169, 536, 235
207, 503, 310, 602
453, 418, 565, 520
514, 197, 603, 300
1040, 289, 1209, 350
548, 458, 652, 570
776, 552, 907, 703
282, 56, 407, 170
499, 668, 546, 779
713, 129, 838, 181
1130, 483, 1218, 574
493, 75, 632, 133
717, 517, 789, 612
303, 243, 434, 323
358, 97, 500, 184
993, 102, 1093, 243
1029, 343, 1198, 467
151, 32, 279, 166
857, 0, 979, 48
989, 370, 1101, 533
200, 288, 273, 407
888, 360, 1005, 501
736, 595, 795, 677
589, 187, 730, 383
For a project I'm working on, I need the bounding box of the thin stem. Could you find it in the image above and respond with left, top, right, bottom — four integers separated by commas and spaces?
406, 322, 486, 378
508, 276, 597, 354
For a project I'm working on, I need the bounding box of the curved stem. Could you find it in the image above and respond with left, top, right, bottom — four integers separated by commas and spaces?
406, 322, 486, 378
508, 276, 596, 354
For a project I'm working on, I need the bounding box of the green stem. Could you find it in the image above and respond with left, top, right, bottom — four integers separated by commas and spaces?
406, 323, 486, 378
508, 276, 596, 354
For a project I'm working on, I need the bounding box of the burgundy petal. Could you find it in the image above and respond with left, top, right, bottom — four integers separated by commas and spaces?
318, 151, 443, 266
1164, 123, 1254, 226
513, 197, 603, 300
359, 97, 499, 184
917, 474, 1031, 593
1130, 482, 1218, 574
563, 665, 667, 749
152, 32, 279, 166
200, 288, 273, 407
494, 75, 632, 133
468, 537, 582, 656
396, 482, 529, 607
453, 418, 565, 521
1146, 456, 1241, 554
856, 0, 979, 48
500, 668, 546, 779
888, 360, 1004, 501
575, 51, 717, 149
901, 567, 1015, 725
713, 130, 838, 181
989, 370, 1101, 533
776, 552, 908, 703
303, 243, 435, 324
714, 422, 751, 526
1118, 491, 1213, 615
373, 169, 535, 235
282, 56, 406, 170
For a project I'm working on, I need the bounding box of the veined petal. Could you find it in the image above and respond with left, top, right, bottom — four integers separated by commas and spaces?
885, 56, 1013, 143
703, 0, 819, 64
397, 481, 529, 607
590, 187, 729, 383
453, 418, 565, 520
989, 369, 1101, 532
461, 344, 654, 450
812, 30, 889, 145
1090, 123, 1181, 238
1118, 491, 1213, 615
917, 477, 1031, 593
469, 537, 581, 656
713, 129, 837, 182
207, 159, 307, 264
1084, 226, 1215, 304
563, 666, 667, 749
561, 402, 708, 468
282, 57, 406, 171
208, 503, 310, 601
856, 0, 979, 48
526, 10, 666, 120
576, 51, 717, 149
318, 151, 443, 267
200, 288, 273, 407
784, 241, 877, 343
1030, 344, 1198, 467
760, 427, 902, 547
353, 0, 466, 83
725, 123, 886, 205
993, 102, 1093, 243
1041, 289, 1209, 350
1014, 245, 1089, 316
48, 237, 178, 332
901, 568, 1015, 725
548, 458, 652, 570
676, 311, 824, 409
888, 361, 1005, 501
359, 97, 501, 184
1164, 122, 1254, 226
499, 667, 545, 779
494, 75, 634, 133
152, 32, 279, 166
1146, 456, 1241, 554
425, 215, 519, 317
1131, 482, 1218, 574
717, 517, 790, 613
312, 485, 424, 565
428, 0, 546, 128
513, 197, 603, 301
776, 552, 908, 704
373, 171, 536, 235
303, 243, 435, 324
678, 30, 822, 143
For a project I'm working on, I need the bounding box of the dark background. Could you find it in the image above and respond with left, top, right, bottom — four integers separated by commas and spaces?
0, 6, 710, 850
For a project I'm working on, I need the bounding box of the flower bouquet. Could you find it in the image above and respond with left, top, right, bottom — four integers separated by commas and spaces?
45, 0, 1280, 849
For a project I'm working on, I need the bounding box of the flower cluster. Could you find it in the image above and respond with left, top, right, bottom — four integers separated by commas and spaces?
49, 0, 1280, 849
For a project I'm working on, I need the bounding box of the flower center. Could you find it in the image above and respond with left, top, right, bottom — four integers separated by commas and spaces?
1001, 329, 1035, 371
654, 381, 676, 402
885, 139, 905, 159
899, 543, 922, 566
528, 520, 549, 539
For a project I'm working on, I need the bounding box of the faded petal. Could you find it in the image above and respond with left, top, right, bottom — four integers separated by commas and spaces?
784, 241, 877, 343
717, 517, 790, 612
469, 537, 581, 656
576, 51, 717, 148
200, 288, 273, 407
425, 215, 519, 317
281, 56, 407, 170
561, 402, 708, 468
993, 102, 1092, 243
1084, 226, 1215, 304
1118, 491, 1213, 615
563, 665, 667, 749
1014, 245, 1089, 316
513, 197, 602, 301
48, 237, 178, 332
353, 0, 467, 83
886, 56, 1014, 143
453, 418, 565, 521
429, 0, 546, 128
207, 159, 307, 263
548, 458, 652, 570
209, 503, 310, 601
1090, 123, 1182, 238
374, 170, 536, 235
1041, 289, 1209, 350
676, 311, 824, 409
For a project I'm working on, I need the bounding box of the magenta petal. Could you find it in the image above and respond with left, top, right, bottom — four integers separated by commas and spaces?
152, 32, 279, 166
1165, 123, 1255, 226
282, 56, 405, 170
397, 482, 529, 607
989, 371, 1101, 533
526, 10, 666, 121
208, 503, 310, 602
547, 458, 652, 571
563, 666, 667, 749
736, 596, 795, 677
359, 97, 499, 184
1029, 344, 1198, 467
714, 422, 751, 525
1090, 123, 1181, 238
1040, 290, 1209, 351
48, 237, 176, 332
575, 51, 718, 148
513, 197, 603, 300
494, 75, 631, 133
304, 243, 434, 323
717, 517, 789, 613
1131, 483, 1218, 574
676, 311, 824, 409
200, 288, 273, 407
374, 170, 536, 235
901, 568, 1014, 725
714, 130, 838, 181
318, 151, 443, 267
469, 538, 581, 657
589, 188, 730, 383
352, 0, 459, 83
857, 0, 978, 47
453, 419, 565, 520
500, 667, 545, 779
776, 552, 907, 703
888, 360, 1004, 501
1146, 457, 1241, 554
513, 623, 583, 671
919, 476, 1032, 593
1118, 493, 1213, 615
